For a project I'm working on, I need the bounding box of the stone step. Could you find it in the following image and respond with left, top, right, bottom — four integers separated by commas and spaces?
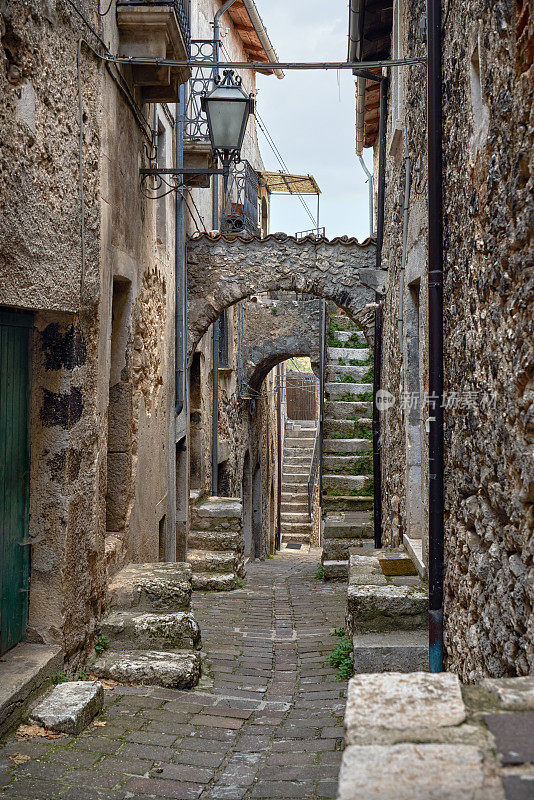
285, 437, 315, 447
283, 464, 311, 474
330, 329, 367, 345
187, 549, 238, 574
93, 650, 201, 689
281, 532, 311, 544
323, 454, 373, 473
281, 521, 312, 534
323, 495, 374, 512
353, 630, 428, 673
329, 314, 358, 332
281, 491, 307, 502
282, 455, 310, 467
108, 563, 192, 613
285, 426, 317, 436
187, 530, 242, 552
347, 583, 428, 634
282, 473, 309, 485
323, 537, 373, 560
323, 474, 371, 493
100, 611, 201, 651
324, 418, 372, 438
326, 364, 371, 380
324, 400, 372, 419
192, 572, 237, 591
281, 511, 310, 522
284, 445, 313, 455
327, 346, 371, 362
325, 382, 373, 400
190, 497, 241, 532
281, 501, 308, 512
324, 517, 373, 539
323, 438, 372, 454
322, 560, 349, 580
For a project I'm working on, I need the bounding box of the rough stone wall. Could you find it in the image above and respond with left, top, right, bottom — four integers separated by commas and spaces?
0, 1, 105, 661
0, 1, 180, 663
378, 0, 533, 678
441, 0, 533, 679
242, 297, 321, 392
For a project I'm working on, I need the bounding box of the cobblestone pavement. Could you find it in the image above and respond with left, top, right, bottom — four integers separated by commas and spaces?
0, 550, 348, 800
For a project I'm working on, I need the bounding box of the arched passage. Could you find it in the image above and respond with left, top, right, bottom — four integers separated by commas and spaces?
186, 233, 382, 362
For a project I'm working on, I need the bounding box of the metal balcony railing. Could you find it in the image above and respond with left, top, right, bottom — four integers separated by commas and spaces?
174, 0, 191, 51
295, 227, 326, 240
223, 161, 260, 235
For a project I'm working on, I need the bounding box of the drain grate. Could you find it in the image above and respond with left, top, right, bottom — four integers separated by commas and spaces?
285, 542, 302, 550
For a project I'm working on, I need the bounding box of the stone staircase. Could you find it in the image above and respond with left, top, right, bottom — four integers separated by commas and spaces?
321, 311, 374, 578
280, 421, 316, 548
188, 497, 244, 590
93, 562, 202, 688
346, 548, 428, 673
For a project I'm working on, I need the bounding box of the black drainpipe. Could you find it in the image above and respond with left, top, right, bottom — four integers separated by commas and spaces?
372, 72, 388, 549
175, 86, 185, 415
427, 0, 444, 672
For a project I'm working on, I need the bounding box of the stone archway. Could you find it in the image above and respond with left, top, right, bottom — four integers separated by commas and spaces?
241, 297, 321, 394
186, 233, 382, 362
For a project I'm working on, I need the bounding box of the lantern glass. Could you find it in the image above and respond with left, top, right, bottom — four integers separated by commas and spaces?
204, 80, 251, 154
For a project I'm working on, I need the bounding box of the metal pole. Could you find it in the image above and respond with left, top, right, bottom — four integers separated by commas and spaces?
318, 299, 326, 537
211, 320, 219, 496
276, 363, 282, 551
175, 85, 185, 415
372, 73, 387, 550
372, 298, 383, 549
427, 0, 444, 673
316, 193, 320, 232
358, 155, 374, 236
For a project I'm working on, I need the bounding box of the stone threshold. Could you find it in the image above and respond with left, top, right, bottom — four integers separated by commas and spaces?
403, 534, 426, 579
0, 642, 63, 738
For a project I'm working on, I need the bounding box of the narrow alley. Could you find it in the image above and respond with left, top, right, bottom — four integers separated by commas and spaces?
0, 552, 348, 800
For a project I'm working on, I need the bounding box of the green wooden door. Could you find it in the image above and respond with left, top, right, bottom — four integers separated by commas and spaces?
0, 310, 32, 655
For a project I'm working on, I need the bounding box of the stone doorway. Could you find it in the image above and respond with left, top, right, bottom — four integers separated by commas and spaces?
105, 278, 132, 568
242, 451, 253, 559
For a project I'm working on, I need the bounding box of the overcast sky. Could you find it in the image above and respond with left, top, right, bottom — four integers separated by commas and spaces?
253, 0, 373, 241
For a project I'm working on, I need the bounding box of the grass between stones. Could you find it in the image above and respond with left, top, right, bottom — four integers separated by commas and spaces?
330, 629, 354, 679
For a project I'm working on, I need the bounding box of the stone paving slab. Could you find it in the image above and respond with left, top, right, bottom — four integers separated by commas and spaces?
0, 551, 347, 800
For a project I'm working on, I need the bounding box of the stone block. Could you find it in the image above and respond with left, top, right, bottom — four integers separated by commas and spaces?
353, 631, 428, 674
344, 673, 466, 735
347, 584, 427, 633
188, 550, 238, 574
191, 572, 237, 591
323, 436, 372, 454
100, 610, 201, 651
337, 744, 498, 800
480, 677, 534, 711
93, 650, 201, 689
108, 563, 192, 612
378, 553, 418, 576
323, 560, 348, 580
192, 497, 242, 522
0, 643, 63, 738
323, 474, 369, 493
187, 530, 242, 552
30, 681, 104, 735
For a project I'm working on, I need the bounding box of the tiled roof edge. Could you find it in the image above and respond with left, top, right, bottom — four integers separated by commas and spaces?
188, 232, 377, 247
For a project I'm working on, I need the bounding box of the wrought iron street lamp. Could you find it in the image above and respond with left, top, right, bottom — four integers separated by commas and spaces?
201, 70, 254, 180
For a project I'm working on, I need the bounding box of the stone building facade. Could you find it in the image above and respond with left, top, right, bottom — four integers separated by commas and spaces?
0, 0, 194, 663
357, 0, 533, 678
